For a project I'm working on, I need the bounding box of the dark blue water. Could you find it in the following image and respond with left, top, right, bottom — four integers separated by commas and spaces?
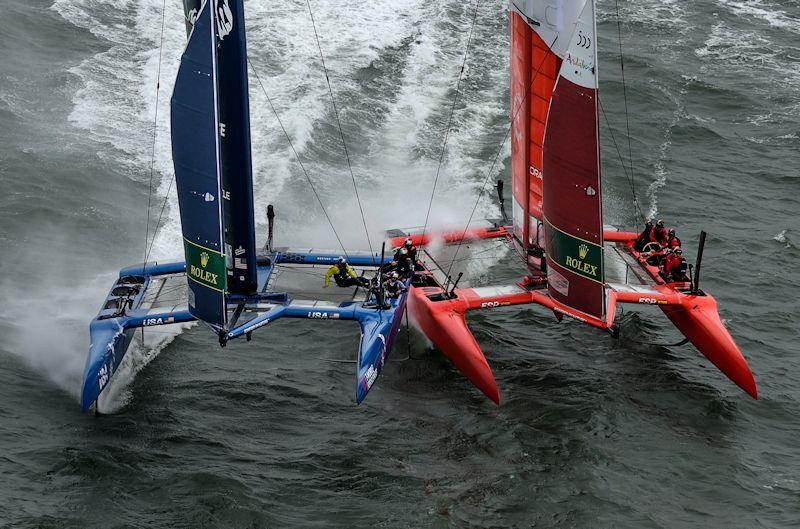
1, 0, 799, 527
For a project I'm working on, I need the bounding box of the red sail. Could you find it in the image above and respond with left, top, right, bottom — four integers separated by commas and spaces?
510, 1, 605, 320
510, 12, 560, 253
543, 1, 604, 320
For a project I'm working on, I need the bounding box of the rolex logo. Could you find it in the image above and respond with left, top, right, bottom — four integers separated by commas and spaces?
578, 244, 589, 260
200, 252, 209, 268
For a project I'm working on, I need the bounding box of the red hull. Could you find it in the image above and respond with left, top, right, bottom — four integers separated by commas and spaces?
389, 226, 756, 403
660, 296, 757, 398
407, 285, 501, 404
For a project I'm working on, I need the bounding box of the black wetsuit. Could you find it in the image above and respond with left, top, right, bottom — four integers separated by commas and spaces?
395, 257, 413, 278
634, 225, 654, 251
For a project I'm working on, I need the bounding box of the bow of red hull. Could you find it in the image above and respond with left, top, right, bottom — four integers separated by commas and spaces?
407, 287, 501, 405
660, 295, 757, 399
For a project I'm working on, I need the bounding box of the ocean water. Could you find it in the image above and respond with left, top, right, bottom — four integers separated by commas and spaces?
1, 0, 799, 527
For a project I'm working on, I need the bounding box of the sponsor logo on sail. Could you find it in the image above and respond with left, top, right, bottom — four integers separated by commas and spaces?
216, 0, 233, 40
565, 243, 598, 278
189, 264, 219, 286
546, 222, 604, 283
184, 239, 226, 291
576, 31, 592, 50
566, 53, 594, 73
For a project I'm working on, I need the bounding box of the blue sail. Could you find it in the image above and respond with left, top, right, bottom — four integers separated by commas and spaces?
216, 0, 258, 295
171, 0, 227, 327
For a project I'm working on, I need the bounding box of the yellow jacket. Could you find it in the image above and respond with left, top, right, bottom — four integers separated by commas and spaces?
324, 263, 357, 286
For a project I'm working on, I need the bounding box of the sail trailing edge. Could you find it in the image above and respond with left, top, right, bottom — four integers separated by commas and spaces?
171, 0, 227, 326
216, 0, 258, 295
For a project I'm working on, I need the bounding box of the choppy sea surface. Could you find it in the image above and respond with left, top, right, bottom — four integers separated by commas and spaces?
1, 0, 799, 527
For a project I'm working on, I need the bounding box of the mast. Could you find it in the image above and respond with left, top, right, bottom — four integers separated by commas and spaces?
216, 0, 259, 296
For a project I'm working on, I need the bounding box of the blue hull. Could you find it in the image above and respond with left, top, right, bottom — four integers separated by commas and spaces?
355, 285, 410, 404
82, 251, 404, 411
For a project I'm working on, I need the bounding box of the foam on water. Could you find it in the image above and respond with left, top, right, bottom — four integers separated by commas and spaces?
40, 0, 510, 404
718, 0, 798, 30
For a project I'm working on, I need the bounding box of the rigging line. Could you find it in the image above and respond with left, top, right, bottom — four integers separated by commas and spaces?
305, 0, 374, 257
614, 0, 641, 221
598, 98, 644, 221
142, 0, 168, 272
248, 58, 350, 260
421, 0, 480, 240
144, 175, 176, 264
443, 35, 559, 281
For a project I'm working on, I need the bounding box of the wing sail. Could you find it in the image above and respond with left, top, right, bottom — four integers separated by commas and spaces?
542, 0, 604, 320
510, 1, 605, 320
171, 0, 227, 326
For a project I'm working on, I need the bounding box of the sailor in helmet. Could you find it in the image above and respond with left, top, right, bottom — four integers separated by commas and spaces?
324, 256, 369, 288
651, 219, 668, 246
663, 247, 689, 282
392, 247, 414, 278
402, 237, 424, 268
384, 271, 406, 299
634, 220, 654, 252
666, 227, 682, 249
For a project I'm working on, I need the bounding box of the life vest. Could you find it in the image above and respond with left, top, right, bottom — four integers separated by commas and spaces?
385, 279, 403, 297
333, 264, 352, 282
667, 235, 681, 248
664, 254, 687, 280
651, 226, 668, 245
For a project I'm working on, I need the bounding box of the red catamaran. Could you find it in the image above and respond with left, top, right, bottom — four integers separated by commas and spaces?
386, 0, 757, 404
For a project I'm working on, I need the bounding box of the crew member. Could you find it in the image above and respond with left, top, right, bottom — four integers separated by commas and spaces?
666, 228, 681, 249
651, 219, 668, 246
324, 257, 370, 288
393, 247, 414, 278
402, 238, 423, 268
634, 221, 654, 252
384, 272, 406, 299
663, 247, 688, 282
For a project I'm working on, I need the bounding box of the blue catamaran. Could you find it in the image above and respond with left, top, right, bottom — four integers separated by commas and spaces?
81, 0, 409, 412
